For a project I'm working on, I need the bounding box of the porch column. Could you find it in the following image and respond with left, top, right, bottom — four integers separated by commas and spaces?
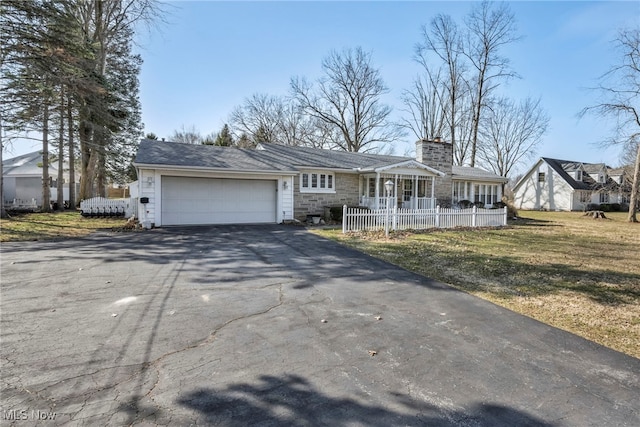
431, 176, 435, 206
413, 176, 417, 209
394, 174, 398, 208
375, 172, 380, 209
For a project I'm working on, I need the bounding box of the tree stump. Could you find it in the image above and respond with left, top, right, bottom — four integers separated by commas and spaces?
584, 210, 607, 219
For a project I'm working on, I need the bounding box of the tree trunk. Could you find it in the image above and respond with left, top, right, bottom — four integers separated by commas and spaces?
0, 112, 7, 219
42, 101, 51, 212
469, 68, 486, 168
57, 86, 65, 209
96, 146, 106, 197
67, 92, 76, 208
628, 142, 640, 222
83, 149, 98, 200
78, 105, 92, 201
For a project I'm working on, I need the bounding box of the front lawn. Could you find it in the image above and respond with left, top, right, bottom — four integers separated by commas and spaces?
313, 211, 640, 359
0, 211, 128, 242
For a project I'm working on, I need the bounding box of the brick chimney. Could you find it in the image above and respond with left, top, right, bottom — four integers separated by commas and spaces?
415, 138, 453, 205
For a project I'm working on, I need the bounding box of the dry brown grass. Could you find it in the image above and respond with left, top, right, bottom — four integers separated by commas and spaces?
313, 211, 640, 358
0, 211, 128, 242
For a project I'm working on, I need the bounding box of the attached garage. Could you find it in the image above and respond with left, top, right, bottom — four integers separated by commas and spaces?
161, 176, 277, 225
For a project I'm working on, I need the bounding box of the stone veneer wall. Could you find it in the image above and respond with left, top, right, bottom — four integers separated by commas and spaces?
416, 139, 453, 206
294, 173, 360, 220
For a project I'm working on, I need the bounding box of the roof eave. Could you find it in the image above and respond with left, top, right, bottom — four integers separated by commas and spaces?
369, 160, 446, 177
132, 162, 299, 175
452, 175, 508, 183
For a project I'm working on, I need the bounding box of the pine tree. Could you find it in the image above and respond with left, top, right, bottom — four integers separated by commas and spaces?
214, 124, 234, 146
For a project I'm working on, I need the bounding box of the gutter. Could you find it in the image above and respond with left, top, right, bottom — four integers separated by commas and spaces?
132, 162, 299, 176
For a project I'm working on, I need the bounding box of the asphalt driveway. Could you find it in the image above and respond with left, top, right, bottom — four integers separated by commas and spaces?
1, 225, 638, 426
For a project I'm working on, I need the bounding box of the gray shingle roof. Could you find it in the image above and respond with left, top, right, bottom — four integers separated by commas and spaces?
134, 140, 507, 183
256, 143, 409, 170
3, 151, 46, 176
541, 158, 593, 190
452, 165, 507, 182
134, 139, 297, 172
540, 157, 623, 191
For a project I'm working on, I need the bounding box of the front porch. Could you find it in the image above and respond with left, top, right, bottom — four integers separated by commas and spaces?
358, 172, 439, 210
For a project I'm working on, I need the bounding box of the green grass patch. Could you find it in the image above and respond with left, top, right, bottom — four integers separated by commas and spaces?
313, 211, 640, 358
0, 211, 128, 242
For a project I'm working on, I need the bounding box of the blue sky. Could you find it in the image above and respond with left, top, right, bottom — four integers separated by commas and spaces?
9, 1, 640, 174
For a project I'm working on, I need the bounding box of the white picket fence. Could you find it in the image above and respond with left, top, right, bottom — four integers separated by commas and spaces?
342, 205, 508, 233
80, 197, 137, 218
4, 198, 38, 209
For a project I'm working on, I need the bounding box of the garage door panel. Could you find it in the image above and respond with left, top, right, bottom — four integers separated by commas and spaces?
161, 177, 276, 225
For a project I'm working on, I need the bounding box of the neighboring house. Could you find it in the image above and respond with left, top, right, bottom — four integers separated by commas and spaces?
512, 157, 632, 211
133, 138, 508, 226
2, 151, 79, 208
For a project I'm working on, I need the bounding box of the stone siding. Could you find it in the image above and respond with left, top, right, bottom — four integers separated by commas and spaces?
416, 140, 453, 206
294, 173, 360, 220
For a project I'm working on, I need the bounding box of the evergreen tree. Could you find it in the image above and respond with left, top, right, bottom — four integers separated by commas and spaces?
214, 124, 234, 146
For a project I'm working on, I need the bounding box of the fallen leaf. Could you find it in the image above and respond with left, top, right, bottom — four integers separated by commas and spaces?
111, 313, 118, 317
321, 319, 327, 323
374, 316, 382, 321
368, 350, 377, 356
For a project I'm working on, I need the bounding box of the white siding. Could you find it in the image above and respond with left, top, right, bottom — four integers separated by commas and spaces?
135, 167, 295, 226
514, 161, 575, 211
281, 177, 294, 221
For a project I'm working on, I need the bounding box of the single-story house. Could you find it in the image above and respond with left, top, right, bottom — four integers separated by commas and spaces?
512, 157, 632, 211
133, 138, 508, 226
2, 151, 79, 208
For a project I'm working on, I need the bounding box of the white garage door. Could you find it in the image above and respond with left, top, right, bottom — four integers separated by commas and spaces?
161, 176, 277, 225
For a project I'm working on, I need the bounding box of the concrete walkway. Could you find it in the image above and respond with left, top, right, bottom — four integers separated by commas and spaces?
1, 225, 638, 426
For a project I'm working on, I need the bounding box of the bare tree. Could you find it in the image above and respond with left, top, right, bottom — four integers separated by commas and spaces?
291, 47, 402, 153
463, 0, 521, 167
229, 93, 284, 145
229, 93, 328, 147
580, 27, 640, 222
170, 124, 203, 144
415, 15, 467, 158
399, 72, 447, 142
477, 96, 549, 177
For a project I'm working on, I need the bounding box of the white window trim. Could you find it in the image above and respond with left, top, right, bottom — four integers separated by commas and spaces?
299, 171, 336, 193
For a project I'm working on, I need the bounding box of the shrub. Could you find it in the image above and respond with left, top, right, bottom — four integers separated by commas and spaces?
610, 203, 621, 212
502, 198, 518, 218
492, 201, 507, 209
458, 200, 472, 208
599, 204, 611, 212
329, 206, 343, 222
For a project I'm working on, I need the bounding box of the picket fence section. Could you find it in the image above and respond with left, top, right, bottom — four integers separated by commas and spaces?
342, 205, 507, 233
80, 197, 137, 218
4, 198, 38, 209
